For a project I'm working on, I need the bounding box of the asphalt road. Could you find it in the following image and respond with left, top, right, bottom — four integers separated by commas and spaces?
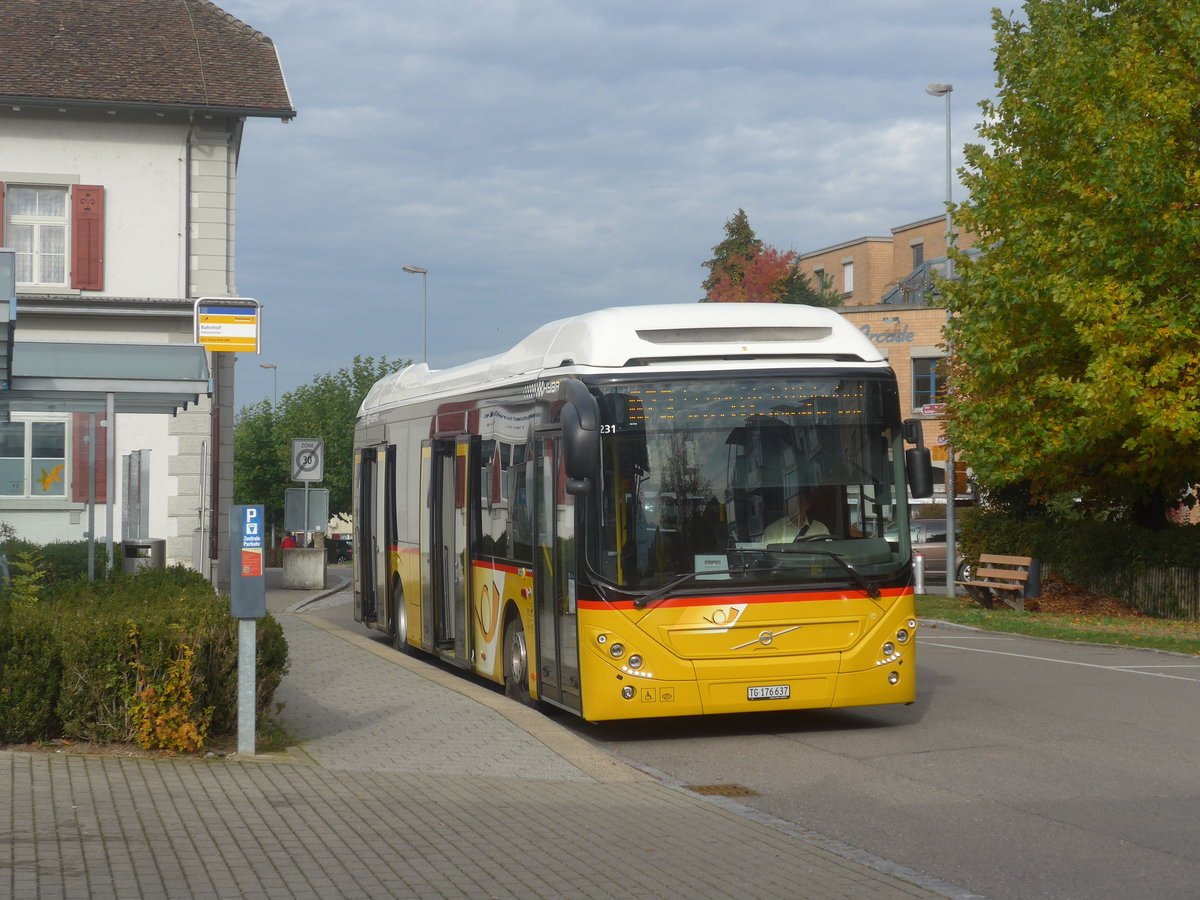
322, 593, 1200, 900
569, 624, 1200, 900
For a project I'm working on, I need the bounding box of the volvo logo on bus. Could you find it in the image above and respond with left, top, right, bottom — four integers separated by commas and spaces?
731, 625, 801, 651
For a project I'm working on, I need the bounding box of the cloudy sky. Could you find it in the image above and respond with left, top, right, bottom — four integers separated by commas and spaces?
225, 0, 1002, 408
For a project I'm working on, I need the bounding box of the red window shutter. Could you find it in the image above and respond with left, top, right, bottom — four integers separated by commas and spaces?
71, 184, 104, 291
71, 412, 108, 503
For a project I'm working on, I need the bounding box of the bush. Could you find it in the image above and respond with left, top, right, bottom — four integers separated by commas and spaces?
0, 611, 62, 742
958, 505, 1200, 581
0, 537, 110, 584
0, 563, 289, 748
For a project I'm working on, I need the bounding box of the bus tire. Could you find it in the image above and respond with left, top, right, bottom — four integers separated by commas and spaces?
503, 614, 534, 706
391, 582, 414, 656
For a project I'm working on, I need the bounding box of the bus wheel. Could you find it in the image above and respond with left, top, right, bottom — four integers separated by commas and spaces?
391, 584, 414, 656
503, 615, 533, 706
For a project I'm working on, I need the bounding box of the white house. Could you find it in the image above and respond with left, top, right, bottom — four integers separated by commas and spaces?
0, 0, 295, 586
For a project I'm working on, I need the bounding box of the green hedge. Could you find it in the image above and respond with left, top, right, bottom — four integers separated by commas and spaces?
0, 564, 288, 747
957, 506, 1200, 580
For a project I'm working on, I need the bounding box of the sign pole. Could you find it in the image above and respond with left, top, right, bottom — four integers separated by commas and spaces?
238, 618, 256, 756
229, 505, 266, 756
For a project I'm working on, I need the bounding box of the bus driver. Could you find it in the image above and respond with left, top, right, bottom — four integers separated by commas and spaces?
763, 487, 829, 544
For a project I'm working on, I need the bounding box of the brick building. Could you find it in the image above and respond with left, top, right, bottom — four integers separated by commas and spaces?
797, 215, 979, 499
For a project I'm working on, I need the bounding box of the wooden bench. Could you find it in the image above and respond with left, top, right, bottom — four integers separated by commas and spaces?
956, 554, 1040, 611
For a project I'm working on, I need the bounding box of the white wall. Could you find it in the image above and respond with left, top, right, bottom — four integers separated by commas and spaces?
1, 110, 242, 571
0, 114, 188, 298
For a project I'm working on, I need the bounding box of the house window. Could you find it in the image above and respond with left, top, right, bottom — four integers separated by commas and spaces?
913, 357, 948, 408
0, 181, 105, 291
8, 186, 68, 287
0, 418, 68, 497
813, 267, 825, 291
842, 261, 854, 295
912, 242, 924, 268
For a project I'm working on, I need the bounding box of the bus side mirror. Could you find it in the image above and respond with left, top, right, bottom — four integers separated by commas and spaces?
906, 448, 934, 499
902, 418, 934, 499
561, 380, 600, 492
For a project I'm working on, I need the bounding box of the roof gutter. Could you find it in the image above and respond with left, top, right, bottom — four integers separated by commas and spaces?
0, 95, 295, 121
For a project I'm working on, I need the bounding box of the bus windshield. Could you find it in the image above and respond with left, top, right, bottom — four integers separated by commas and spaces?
591, 375, 908, 592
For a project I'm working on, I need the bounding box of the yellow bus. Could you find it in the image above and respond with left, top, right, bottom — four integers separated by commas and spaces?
353, 303, 933, 721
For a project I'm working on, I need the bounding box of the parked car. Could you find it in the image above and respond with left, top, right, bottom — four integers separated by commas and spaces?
887, 519, 950, 579
327, 539, 353, 564
910, 519, 948, 578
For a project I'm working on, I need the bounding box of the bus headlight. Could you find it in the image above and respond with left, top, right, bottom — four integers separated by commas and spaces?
882, 641, 896, 657
609, 642, 625, 659
622, 686, 636, 700
896, 629, 910, 643
888, 671, 901, 685
628, 654, 643, 669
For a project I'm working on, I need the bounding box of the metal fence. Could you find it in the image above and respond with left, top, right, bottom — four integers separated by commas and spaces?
1051, 566, 1200, 621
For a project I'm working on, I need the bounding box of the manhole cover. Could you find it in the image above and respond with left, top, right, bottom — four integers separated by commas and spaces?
682, 784, 760, 797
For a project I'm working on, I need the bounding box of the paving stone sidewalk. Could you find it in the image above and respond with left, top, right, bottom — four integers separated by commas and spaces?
0, 571, 979, 900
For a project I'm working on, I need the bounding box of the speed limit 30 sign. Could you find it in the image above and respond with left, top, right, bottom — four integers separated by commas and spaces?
291, 438, 325, 482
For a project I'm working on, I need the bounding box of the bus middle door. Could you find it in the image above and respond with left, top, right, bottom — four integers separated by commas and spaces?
533, 432, 581, 713
426, 437, 473, 663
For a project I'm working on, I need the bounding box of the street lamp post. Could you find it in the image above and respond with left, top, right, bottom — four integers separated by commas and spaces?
926, 81, 957, 597
402, 265, 429, 363
259, 362, 278, 409
925, 83, 955, 278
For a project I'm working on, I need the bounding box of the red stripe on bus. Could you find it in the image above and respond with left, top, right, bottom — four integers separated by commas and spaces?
576, 586, 910, 610
473, 559, 525, 576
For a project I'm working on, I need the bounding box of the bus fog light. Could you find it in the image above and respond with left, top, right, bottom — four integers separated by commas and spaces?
597, 634, 608, 645
888, 671, 900, 685
896, 629, 910, 643
882, 641, 895, 656
908, 619, 917, 629
609, 643, 625, 659
622, 686, 636, 700
628, 654, 643, 669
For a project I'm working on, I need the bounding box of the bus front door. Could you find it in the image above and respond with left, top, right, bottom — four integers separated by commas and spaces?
533, 433, 581, 713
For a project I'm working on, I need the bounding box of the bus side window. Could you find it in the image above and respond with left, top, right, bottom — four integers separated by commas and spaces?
508, 443, 533, 563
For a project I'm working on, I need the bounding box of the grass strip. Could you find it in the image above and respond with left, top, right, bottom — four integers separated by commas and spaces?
916, 594, 1200, 656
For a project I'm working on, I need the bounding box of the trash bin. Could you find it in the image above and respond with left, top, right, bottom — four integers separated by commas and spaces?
122, 538, 166, 573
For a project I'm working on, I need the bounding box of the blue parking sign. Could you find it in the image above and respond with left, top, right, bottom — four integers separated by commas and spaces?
230, 504, 266, 618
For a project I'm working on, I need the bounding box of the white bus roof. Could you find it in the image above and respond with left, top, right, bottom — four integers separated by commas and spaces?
361, 303, 885, 414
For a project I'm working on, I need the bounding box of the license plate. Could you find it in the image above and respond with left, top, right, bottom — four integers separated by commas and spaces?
747, 684, 790, 701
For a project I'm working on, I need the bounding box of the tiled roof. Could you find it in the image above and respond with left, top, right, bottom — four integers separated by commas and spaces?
0, 0, 295, 117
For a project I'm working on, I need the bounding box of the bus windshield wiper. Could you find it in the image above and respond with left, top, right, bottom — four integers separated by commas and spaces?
633, 570, 731, 610
774, 548, 882, 600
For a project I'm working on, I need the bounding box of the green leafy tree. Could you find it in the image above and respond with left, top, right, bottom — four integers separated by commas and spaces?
701, 208, 763, 298
233, 400, 287, 532
943, 0, 1200, 525
234, 355, 406, 529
